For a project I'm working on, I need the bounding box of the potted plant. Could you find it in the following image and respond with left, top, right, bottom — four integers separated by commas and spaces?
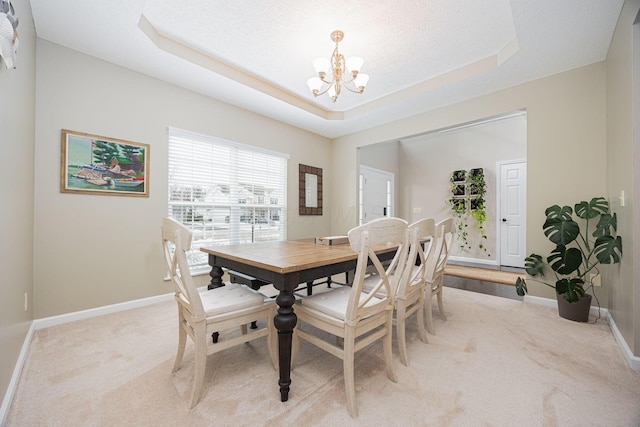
515, 197, 622, 322
468, 168, 488, 254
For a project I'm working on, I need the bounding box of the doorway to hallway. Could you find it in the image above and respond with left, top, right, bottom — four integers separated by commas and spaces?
359, 165, 394, 225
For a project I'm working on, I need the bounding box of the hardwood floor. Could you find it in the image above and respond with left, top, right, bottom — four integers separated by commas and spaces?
443, 264, 525, 301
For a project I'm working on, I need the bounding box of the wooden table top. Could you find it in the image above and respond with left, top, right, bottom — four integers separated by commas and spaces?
200, 239, 360, 275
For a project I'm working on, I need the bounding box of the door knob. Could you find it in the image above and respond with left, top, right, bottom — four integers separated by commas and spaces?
502, 218, 507, 222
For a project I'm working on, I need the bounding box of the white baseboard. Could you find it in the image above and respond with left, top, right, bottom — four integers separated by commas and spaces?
523, 294, 558, 309
607, 311, 640, 371
0, 321, 35, 427
524, 295, 639, 371
33, 292, 174, 330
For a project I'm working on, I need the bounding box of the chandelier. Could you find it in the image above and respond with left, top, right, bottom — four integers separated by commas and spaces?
307, 30, 369, 103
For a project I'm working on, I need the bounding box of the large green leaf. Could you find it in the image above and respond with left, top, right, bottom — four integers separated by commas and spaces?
515, 277, 527, 296
545, 204, 573, 221
556, 278, 585, 303
524, 254, 544, 276
593, 213, 617, 238
594, 235, 623, 264
547, 245, 582, 275
543, 216, 579, 245
575, 197, 609, 220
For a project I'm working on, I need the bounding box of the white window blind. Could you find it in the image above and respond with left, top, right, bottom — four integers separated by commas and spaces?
168, 127, 288, 271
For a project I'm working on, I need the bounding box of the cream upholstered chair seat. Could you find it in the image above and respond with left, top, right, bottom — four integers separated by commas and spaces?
292, 217, 409, 418
362, 273, 398, 295
298, 286, 386, 322
162, 217, 277, 409
198, 283, 266, 316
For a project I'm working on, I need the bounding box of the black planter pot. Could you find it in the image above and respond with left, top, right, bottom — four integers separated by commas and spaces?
556, 293, 592, 322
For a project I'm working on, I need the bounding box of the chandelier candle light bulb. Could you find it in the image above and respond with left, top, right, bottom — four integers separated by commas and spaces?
307, 30, 369, 103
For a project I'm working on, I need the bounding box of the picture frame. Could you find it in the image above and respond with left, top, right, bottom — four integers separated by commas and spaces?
60, 129, 149, 197
299, 164, 322, 215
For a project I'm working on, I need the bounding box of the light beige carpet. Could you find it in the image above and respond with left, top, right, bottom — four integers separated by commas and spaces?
7, 287, 640, 426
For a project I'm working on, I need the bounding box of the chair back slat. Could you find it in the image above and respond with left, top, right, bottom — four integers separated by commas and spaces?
425, 217, 454, 285
162, 217, 205, 320
397, 218, 436, 297
347, 217, 409, 322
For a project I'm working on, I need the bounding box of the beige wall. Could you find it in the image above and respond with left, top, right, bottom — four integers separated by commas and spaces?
606, 0, 639, 354
33, 40, 332, 318
331, 63, 608, 304
3, 2, 638, 413
398, 114, 526, 261
0, 0, 35, 411
358, 139, 401, 219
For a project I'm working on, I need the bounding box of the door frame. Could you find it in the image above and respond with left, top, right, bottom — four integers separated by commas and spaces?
496, 158, 527, 267
358, 165, 395, 225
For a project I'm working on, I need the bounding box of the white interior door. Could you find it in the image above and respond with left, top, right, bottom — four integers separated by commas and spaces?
499, 161, 527, 267
360, 166, 393, 224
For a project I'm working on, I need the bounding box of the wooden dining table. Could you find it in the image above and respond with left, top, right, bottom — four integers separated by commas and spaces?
200, 238, 396, 403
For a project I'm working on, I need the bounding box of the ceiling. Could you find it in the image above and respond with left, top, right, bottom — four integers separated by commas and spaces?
29, 0, 624, 139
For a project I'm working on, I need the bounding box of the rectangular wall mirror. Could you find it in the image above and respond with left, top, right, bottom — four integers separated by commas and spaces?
299, 164, 322, 215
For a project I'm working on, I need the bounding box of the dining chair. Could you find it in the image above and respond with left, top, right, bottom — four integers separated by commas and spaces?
161, 217, 277, 408
291, 217, 409, 418
424, 217, 454, 335
359, 218, 437, 366
392, 218, 437, 365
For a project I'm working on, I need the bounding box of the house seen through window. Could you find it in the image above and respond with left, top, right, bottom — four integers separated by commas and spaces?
168, 127, 288, 272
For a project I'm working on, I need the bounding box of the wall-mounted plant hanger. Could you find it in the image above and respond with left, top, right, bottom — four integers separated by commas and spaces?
448, 168, 489, 255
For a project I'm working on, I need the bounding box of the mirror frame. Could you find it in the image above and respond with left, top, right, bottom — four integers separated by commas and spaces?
299, 164, 323, 215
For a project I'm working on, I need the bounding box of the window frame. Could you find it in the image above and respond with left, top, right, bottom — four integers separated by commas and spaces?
167, 127, 289, 273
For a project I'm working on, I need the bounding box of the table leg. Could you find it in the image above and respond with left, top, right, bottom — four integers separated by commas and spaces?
273, 289, 297, 402
207, 265, 225, 290
306, 281, 313, 295
208, 265, 225, 343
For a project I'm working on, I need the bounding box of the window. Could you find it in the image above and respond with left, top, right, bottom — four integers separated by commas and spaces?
168, 127, 288, 272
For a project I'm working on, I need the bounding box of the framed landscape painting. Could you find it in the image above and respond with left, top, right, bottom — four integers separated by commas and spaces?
60, 129, 149, 197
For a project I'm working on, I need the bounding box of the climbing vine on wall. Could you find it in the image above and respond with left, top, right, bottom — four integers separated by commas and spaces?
448, 168, 489, 255
448, 169, 470, 251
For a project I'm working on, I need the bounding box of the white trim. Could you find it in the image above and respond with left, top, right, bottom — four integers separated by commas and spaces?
34, 292, 174, 330
523, 294, 557, 309
607, 311, 640, 370
524, 295, 639, 371
359, 164, 393, 176
448, 255, 498, 267
436, 110, 526, 134
0, 322, 35, 426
